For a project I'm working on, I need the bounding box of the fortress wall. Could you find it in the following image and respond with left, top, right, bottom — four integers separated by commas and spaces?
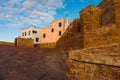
56, 18, 84, 50
67, 43, 120, 80
98, 0, 115, 26
80, 5, 102, 32
15, 38, 34, 47
79, 5, 120, 48
36, 42, 56, 48
113, 0, 120, 26
84, 24, 120, 48
56, 0, 120, 50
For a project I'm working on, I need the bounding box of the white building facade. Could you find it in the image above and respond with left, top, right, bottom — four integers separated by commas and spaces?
21, 25, 42, 44
21, 16, 70, 44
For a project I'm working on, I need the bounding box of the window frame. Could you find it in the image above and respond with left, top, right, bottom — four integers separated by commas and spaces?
32, 30, 37, 34
59, 31, 62, 36
59, 22, 62, 27
36, 38, 39, 42
25, 32, 26, 36
22, 33, 24, 36
51, 28, 54, 32
43, 34, 46, 38
28, 31, 31, 35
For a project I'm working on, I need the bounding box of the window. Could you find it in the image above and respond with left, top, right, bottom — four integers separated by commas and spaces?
25, 32, 26, 36
22, 33, 24, 36
43, 34, 46, 38
32, 30, 37, 34
59, 22, 62, 27
59, 31, 62, 36
36, 38, 39, 42
51, 28, 54, 32
28, 31, 31, 35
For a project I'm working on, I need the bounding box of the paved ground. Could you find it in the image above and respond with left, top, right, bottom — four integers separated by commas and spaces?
0, 45, 75, 80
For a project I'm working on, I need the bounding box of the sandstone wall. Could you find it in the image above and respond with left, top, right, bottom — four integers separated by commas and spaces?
15, 38, 34, 47
84, 24, 120, 48
36, 42, 56, 48
56, 0, 120, 50
81, 2, 120, 48
98, 0, 115, 26
68, 43, 120, 80
56, 18, 84, 50
80, 5, 102, 32
113, 0, 120, 26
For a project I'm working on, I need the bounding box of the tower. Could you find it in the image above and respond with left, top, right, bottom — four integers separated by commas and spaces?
65, 15, 70, 30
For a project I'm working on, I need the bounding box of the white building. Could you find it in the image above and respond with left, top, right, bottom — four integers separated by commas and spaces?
21, 25, 42, 44
21, 16, 70, 44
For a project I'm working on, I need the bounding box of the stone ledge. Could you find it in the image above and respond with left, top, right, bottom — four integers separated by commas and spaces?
69, 43, 120, 67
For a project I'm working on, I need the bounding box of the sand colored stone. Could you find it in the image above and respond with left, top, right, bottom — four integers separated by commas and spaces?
15, 38, 34, 47
56, 0, 120, 50
68, 43, 120, 80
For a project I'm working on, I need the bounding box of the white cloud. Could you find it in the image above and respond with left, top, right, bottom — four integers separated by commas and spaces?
0, 0, 64, 27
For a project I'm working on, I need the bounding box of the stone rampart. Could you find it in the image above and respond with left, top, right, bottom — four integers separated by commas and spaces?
56, 0, 120, 50
15, 38, 34, 47
36, 42, 56, 48
68, 43, 120, 80
56, 18, 83, 50
84, 24, 120, 48
80, 5, 101, 32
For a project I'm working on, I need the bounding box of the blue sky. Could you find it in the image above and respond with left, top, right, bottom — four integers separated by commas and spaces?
0, 0, 102, 42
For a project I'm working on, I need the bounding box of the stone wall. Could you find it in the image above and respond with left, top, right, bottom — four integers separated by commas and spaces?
84, 24, 120, 48
80, 5, 101, 32
82, 0, 120, 48
56, 0, 120, 50
15, 38, 34, 47
98, 0, 115, 26
68, 43, 120, 80
35, 42, 56, 48
56, 18, 84, 50
113, 0, 120, 26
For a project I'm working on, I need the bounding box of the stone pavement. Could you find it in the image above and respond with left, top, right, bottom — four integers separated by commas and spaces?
0, 45, 75, 80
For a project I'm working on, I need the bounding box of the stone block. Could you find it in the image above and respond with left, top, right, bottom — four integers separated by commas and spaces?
15, 38, 34, 47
